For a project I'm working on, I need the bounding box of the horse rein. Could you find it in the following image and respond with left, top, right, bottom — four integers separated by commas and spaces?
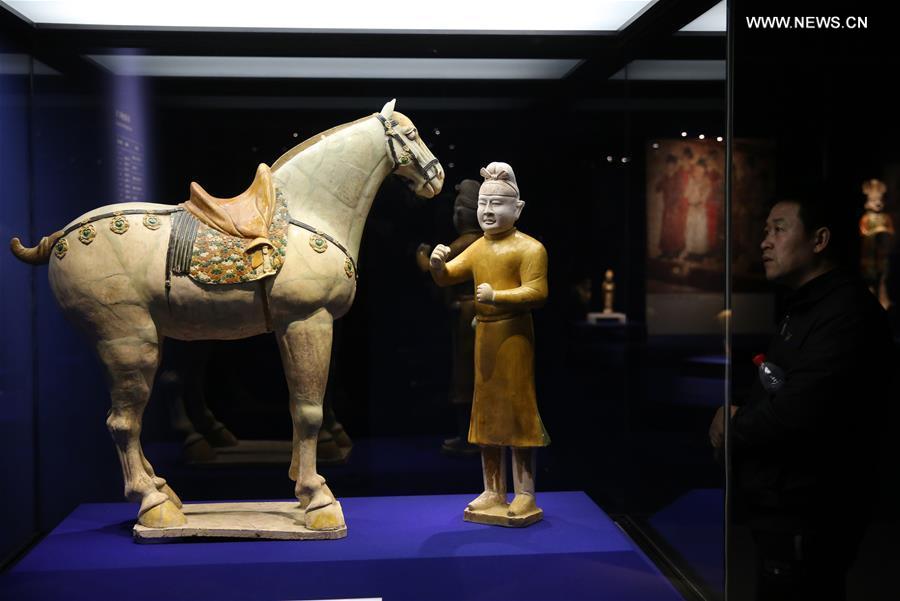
375, 113, 441, 187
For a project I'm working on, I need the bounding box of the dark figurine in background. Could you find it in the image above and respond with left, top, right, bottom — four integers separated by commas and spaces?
417, 179, 482, 455
858, 178, 894, 309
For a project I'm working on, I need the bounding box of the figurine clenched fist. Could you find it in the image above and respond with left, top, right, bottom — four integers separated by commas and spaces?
430, 244, 452, 270
475, 283, 495, 304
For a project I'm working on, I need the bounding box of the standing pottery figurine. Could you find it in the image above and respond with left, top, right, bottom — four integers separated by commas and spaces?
430, 161, 550, 527
602, 269, 616, 313
859, 178, 894, 309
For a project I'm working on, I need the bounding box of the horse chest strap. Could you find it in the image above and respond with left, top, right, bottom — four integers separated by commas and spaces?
288, 217, 359, 281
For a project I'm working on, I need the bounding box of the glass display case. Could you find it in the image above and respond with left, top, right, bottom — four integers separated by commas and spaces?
0, 2, 791, 600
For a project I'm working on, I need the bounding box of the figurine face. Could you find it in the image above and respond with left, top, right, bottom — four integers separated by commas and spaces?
477, 194, 524, 235
760, 202, 823, 288
864, 193, 884, 212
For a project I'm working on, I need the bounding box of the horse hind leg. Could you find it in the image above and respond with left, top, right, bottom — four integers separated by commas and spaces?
99, 329, 186, 527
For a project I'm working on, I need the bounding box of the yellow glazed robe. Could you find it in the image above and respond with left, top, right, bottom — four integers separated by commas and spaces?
433, 228, 550, 447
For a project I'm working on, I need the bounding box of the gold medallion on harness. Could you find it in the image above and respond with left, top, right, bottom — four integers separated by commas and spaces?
54, 237, 69, 259
344, 257, 354, 279
78, 223, 97, 245
309, 233, 328, 253
110, 213, 130, 235
143, 214, 162, 230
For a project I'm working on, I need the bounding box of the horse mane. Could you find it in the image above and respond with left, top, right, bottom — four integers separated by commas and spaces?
271, 114, 374, 172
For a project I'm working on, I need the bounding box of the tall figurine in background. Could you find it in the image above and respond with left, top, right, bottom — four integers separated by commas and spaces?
416, 179, 482, 455
602, 269, 616, 313
859, 178, 894, 309
430, 162, 550, 527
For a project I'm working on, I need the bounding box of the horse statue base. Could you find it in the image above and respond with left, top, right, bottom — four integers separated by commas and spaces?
133, 501, 347, 542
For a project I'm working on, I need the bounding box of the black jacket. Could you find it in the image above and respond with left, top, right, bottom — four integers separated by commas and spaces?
732, 268, 894, 529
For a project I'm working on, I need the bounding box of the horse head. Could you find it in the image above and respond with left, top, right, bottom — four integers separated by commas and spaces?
377, 99, 444, 199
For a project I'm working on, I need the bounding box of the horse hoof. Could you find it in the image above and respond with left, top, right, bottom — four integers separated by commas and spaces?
330, 424, 353, 449
158, 483, 183, 509
139, 500, 187, 528
205, 424, 239, 448
316, 437, 343, 462
183, 433, 217, 463
305, 502, 345, 531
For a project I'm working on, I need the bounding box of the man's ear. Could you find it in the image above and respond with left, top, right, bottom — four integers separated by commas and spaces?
812, 226, 831, 254
514, 199, 525, 220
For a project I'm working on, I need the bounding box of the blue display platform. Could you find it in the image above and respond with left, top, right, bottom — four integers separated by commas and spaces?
1, 492, 685, 601
649, 489, 724, 594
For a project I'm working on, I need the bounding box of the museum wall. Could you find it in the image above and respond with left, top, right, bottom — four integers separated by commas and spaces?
28, 64, 123, 531
0, 35, 36, 566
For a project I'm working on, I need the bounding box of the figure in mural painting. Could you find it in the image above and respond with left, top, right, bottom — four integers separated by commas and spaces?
657, 153, 688, 258
416, 179, 482, 455
683, 159, 712, 259
429, 162, 550, 527
703, 158, 724, 255
859, 178, 894, 309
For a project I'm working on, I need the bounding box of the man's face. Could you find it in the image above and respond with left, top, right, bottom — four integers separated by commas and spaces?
477, 194, 522, 234
760, 202, 818, 287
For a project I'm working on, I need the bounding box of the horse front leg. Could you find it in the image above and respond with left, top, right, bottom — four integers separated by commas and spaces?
276, 310, 344, 531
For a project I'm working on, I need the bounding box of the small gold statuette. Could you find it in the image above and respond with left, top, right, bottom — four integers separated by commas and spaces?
344, 257, 354, 279
77, 223, 97, 245
143, 214, 162, 230
110, 213, 130, 235
602, 269, 615, 313
54, 237, 69, 259
309, 232, 328, 253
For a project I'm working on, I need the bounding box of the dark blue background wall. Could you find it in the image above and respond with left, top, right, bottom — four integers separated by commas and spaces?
30, 69, 121, 532
1, 39, 123, 565
0, 38, 36, 566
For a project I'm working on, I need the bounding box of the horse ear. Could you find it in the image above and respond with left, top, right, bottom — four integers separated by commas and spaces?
380, 99, 396, 119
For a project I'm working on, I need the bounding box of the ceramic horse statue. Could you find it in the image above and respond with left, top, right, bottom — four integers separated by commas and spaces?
10, 100, 444, 532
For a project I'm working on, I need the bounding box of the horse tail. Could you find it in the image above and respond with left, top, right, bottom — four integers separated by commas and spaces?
9, 231, 64, 265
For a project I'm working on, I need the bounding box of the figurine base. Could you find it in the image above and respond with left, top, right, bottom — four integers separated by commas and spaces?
463, 503, 543, 528
133, 501, 347, 542
586, 311, 627, 325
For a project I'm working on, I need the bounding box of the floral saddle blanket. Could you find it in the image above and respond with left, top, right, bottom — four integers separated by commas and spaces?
167, 188, 289, 286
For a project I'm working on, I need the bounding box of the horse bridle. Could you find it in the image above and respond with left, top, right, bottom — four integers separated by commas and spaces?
375, 113, 441, 187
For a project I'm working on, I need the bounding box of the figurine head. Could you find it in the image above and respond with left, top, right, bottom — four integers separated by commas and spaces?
453, 179, 481, 234
604, 269, 614, 282
477, 162, 524, 235
862, 179, 886, 212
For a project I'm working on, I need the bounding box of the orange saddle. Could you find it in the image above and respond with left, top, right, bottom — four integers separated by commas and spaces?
182, 163, 276, 243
